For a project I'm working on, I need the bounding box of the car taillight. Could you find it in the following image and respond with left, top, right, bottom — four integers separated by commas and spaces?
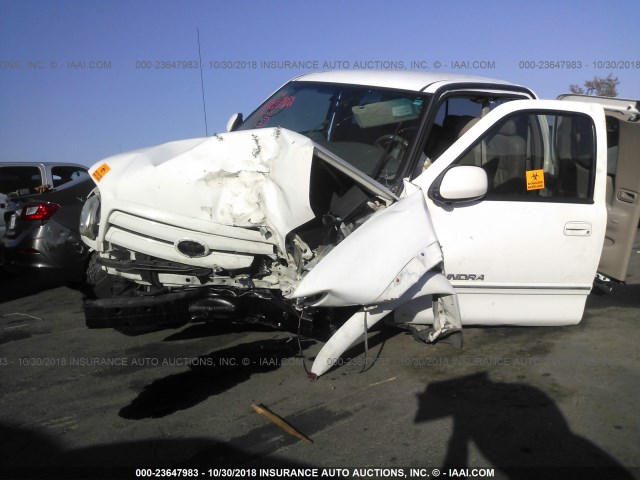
21, 202, 61, 220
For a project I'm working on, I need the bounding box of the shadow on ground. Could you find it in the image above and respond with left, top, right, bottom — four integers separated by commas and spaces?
415, 372, 633, 480
0, 271, 62, 304
162, 321, 276, 342
119, 337, 315, 419
0, 422, 314, 479
586, 284, 640, 309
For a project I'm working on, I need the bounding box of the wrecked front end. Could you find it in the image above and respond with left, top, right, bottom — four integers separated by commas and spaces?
81, 128, 459, 376
81, 129, 390, 329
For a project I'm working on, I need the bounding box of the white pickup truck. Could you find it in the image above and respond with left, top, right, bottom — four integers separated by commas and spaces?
80, 71, 640, 377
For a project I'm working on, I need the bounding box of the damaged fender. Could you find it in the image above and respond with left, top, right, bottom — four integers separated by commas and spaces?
290, 189, 461, 376
292, 190, 443, 306
310, 271, 460, 377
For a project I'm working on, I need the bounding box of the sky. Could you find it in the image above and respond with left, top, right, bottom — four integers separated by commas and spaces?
1, 0, 638, 167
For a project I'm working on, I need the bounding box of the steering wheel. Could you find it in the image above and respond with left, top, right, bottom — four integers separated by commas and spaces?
371, 134, 410, 180
375, 134, 410, 149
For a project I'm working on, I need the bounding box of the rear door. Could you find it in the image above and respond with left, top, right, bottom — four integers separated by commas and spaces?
413, 100, 608, 326
559, 95, 640, 282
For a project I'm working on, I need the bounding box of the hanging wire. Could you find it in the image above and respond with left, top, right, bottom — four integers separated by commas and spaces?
360, 310, 370, 373
296, 308, 313, 377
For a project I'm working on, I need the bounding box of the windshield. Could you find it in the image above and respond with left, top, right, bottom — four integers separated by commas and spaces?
239, 81, 428, 186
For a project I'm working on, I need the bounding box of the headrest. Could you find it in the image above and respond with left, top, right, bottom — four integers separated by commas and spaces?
497, 119, 518, 136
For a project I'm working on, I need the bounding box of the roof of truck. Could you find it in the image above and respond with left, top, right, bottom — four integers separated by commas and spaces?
294, 70, 535, 96
0, 162, 87, 168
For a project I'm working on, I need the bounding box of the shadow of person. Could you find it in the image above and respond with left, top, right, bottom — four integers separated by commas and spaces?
414, 372, 632, 480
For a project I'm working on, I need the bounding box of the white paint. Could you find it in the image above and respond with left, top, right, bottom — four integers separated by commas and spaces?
438, 166, 488, 201
412, 100, 608, 326
90, 129, 315, 257
310, 271, 457, 376
295, 70, 532, 95
291, 190, 442, 306
84, 93, 614, 373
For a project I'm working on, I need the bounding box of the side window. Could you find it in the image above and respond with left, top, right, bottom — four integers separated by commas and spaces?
0, 166, 43, 194
420, 96, 522, 173
51, 166, 89, 187
424, 97, 484, 162
455, 111, 596, 202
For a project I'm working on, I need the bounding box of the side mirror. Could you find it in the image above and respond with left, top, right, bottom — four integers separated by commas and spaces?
431, 165, 488, 203
226, 113, 243, 132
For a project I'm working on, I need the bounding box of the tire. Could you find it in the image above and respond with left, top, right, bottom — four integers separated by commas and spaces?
83, 252, 131, 299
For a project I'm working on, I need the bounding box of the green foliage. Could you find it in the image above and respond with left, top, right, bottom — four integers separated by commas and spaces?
569, 74, 619, 97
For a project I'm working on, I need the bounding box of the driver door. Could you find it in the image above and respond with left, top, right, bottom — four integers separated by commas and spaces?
412, 100, 608, 326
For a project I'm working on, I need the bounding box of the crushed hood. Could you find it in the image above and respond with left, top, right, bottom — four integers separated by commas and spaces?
90, 129, 319, 254
89, 128, 396, 256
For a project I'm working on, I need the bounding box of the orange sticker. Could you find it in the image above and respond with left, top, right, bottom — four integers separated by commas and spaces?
526, 169, 545, 191
92, 163, 111, 182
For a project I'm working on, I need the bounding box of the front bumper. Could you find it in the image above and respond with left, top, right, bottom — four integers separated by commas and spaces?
84, 289, 201, 334
83, 287, 315, 336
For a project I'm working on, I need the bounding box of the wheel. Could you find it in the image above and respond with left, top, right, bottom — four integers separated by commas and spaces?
83, 252, 131, 299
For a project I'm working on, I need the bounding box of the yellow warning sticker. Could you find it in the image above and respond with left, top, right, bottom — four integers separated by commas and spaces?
526, 169, 545, 191
92, 163, 111, 182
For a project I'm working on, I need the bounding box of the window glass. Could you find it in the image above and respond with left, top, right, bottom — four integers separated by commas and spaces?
605, 116, 619, 177
454, 111, 596, 201
424, 96, 521, 164
0, 166, 43, 193
51, 166, 89, 187
433, 97, 484, 125
239, 81, 428, 186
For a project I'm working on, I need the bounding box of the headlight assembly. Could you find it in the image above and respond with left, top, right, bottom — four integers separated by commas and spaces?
79, 190, 101, 240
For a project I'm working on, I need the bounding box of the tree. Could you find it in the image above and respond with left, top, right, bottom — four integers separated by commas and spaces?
569, 74, 619, 97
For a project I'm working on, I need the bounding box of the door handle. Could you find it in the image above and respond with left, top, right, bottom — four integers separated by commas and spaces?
618, 190, 637, 204
564, 222, 592, 236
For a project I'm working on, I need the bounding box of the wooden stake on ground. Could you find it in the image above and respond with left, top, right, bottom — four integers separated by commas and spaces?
251, 404, 313, 444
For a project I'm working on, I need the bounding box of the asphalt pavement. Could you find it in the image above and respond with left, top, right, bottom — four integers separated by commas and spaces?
1, 235, 639, 480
